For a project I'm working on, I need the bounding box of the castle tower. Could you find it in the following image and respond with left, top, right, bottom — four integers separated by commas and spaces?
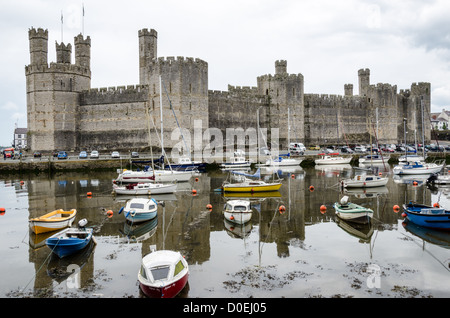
257, 60, 305, 148
28, 28, 48, 66
56, 42, 72, 64
139, 28, 158, 85
26, 27, 91, 152
358, 68, 370, 96
75, 34, 91, 69
344, 84, 353, 96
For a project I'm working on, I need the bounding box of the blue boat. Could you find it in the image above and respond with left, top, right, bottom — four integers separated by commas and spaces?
122, 198, 158, 223
402, 202, 450, 230
46, 219, 94, 258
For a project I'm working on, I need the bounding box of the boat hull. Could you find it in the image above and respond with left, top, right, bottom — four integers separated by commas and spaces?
393, 163, 443, 175
223, 183, 282, 193
114, 183, 177, 195
125, 211, 157, 223
46, 228, 93, 258
139, 272, 189, 298
402, 204, 450, 230
223, 211, 252, 224
29, 209, 77, 234
315, 157, 352, 165
342, 178, 388, 188
333, 203, 373, 224
116, 170, 193, 183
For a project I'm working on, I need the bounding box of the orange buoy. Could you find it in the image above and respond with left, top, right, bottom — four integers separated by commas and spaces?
279, 205, 286, 213
230, 215, 234, 220
412, 181, 418, 186
378, 172, 382, 176
433, 202, 440, 208
320, 205, 327, 213
401, 212, 407, 218
195, 178, 199, 182
87, 192, 92, 196
393, 205, 400, 212
291, 174, 295, 179
0, 207, 5, 215
309, 185, 315, 192
106, 210, 113, 218
20, 181, 24, 185
192, 189, 197, 195
206, 204, 212, 210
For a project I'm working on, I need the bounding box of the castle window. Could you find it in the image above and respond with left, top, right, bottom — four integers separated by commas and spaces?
266, 89, 269, 95
292, 88, 295, 96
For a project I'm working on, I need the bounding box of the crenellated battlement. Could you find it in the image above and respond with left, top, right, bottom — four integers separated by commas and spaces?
138, 28, 157, 37
151, 56, 208, 67
25, 62, 90, 76
28, 27, 48, 38
80, 84, 149, 105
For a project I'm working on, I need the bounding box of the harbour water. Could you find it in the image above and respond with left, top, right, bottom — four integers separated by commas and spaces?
1, 164, 449, 299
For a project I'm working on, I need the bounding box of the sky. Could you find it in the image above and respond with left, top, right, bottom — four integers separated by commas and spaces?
1, 0, 450, 147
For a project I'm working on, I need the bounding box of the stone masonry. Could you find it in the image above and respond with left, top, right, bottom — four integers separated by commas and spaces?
26, 27, 431, 154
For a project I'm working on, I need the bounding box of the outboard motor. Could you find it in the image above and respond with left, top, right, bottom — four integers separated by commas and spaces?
426, 173, 438, 184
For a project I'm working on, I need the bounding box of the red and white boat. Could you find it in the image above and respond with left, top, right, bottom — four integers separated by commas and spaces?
138, 249, 189, 298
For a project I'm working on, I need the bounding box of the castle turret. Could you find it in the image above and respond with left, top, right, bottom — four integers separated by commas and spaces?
358, 68, 370, 96
56, 42, 72, 64
28, 28, 48, 66
275, 60, 287, 75
139, 28, 158, 85
344, 84, 353, 96
75, 34, 91, 69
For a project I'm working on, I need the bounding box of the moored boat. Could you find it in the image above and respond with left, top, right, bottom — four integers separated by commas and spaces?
341, 174, 388, 188
45, 219, 94, 258
138, 248, 189, 298
220, 150, 251, 169
115, 168, 193, 183
29, 209, 77, 234
333, 196, 373, 224
402, 202, 450, 230
393, 160, 444, 175
113, 182, 177, 195
122, 198, 158, 223
359, 154, 389, 164
223, 200, 253, 224
315, 153, 352, 165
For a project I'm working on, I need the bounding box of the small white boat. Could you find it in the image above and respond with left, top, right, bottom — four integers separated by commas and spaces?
392, 160, 444, 175
138, 248, 189, 298
223, 200, 253, 224
115, 168, 193, 183
113, 182, 177, 195
333, 196, 373, 224
121, 198, 158, 223
220, 151, 251, 169
29, 209, 77, 234
341, 174, 388, 188
315, 153, 352, 165
359, 154, 389, 164
263, 155, 302, 167
398, 154, 425, 164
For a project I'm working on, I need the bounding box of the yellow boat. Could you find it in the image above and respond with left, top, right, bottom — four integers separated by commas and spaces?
222, 180, 282, 193
29, 209, 77, 234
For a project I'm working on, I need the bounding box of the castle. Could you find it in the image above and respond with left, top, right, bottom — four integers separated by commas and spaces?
26, 27, 431, 155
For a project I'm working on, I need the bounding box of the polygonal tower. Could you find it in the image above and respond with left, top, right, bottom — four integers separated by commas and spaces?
257, 60, 304, 149
26, 28, 91, 152
139, 28, 158, 85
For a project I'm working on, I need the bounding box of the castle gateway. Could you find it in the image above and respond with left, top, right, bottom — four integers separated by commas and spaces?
26, 27, 431, 154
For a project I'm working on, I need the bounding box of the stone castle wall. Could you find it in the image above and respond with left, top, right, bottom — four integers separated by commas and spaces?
25, 27, 432, 153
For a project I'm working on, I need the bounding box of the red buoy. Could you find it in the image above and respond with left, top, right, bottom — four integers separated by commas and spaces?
393, 205, 400, 212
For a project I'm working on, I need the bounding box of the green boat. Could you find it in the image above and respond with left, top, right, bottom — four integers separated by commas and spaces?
333, 196, 373, 224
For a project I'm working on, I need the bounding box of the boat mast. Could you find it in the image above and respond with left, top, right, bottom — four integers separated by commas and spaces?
159, 76, 164, 169
421, 96, 425, 159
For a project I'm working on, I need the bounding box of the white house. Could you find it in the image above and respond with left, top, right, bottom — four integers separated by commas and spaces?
14, 127, 27, 149
431, 110, 450, 130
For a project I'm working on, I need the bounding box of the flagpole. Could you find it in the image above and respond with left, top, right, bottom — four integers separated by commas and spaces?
82, 3, 85, 36
61, 10, 63, 42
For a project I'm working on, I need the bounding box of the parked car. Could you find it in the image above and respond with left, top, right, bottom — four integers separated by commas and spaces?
340, 146, 354, 154
354, 145, 367, 153
309, 145, 320, 150
111, 151, 120, 158
52, 150, 59, 157
79, 151, 88, 159
57, 151, 68, 160
33, 151, 42, 158
289, 142, 306, 155
131, 151, 139, 158
90, 150, 99, 159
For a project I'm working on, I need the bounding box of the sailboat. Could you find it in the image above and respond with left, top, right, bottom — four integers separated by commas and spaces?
261, 108, 302, 167
222, 169, 282, 193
